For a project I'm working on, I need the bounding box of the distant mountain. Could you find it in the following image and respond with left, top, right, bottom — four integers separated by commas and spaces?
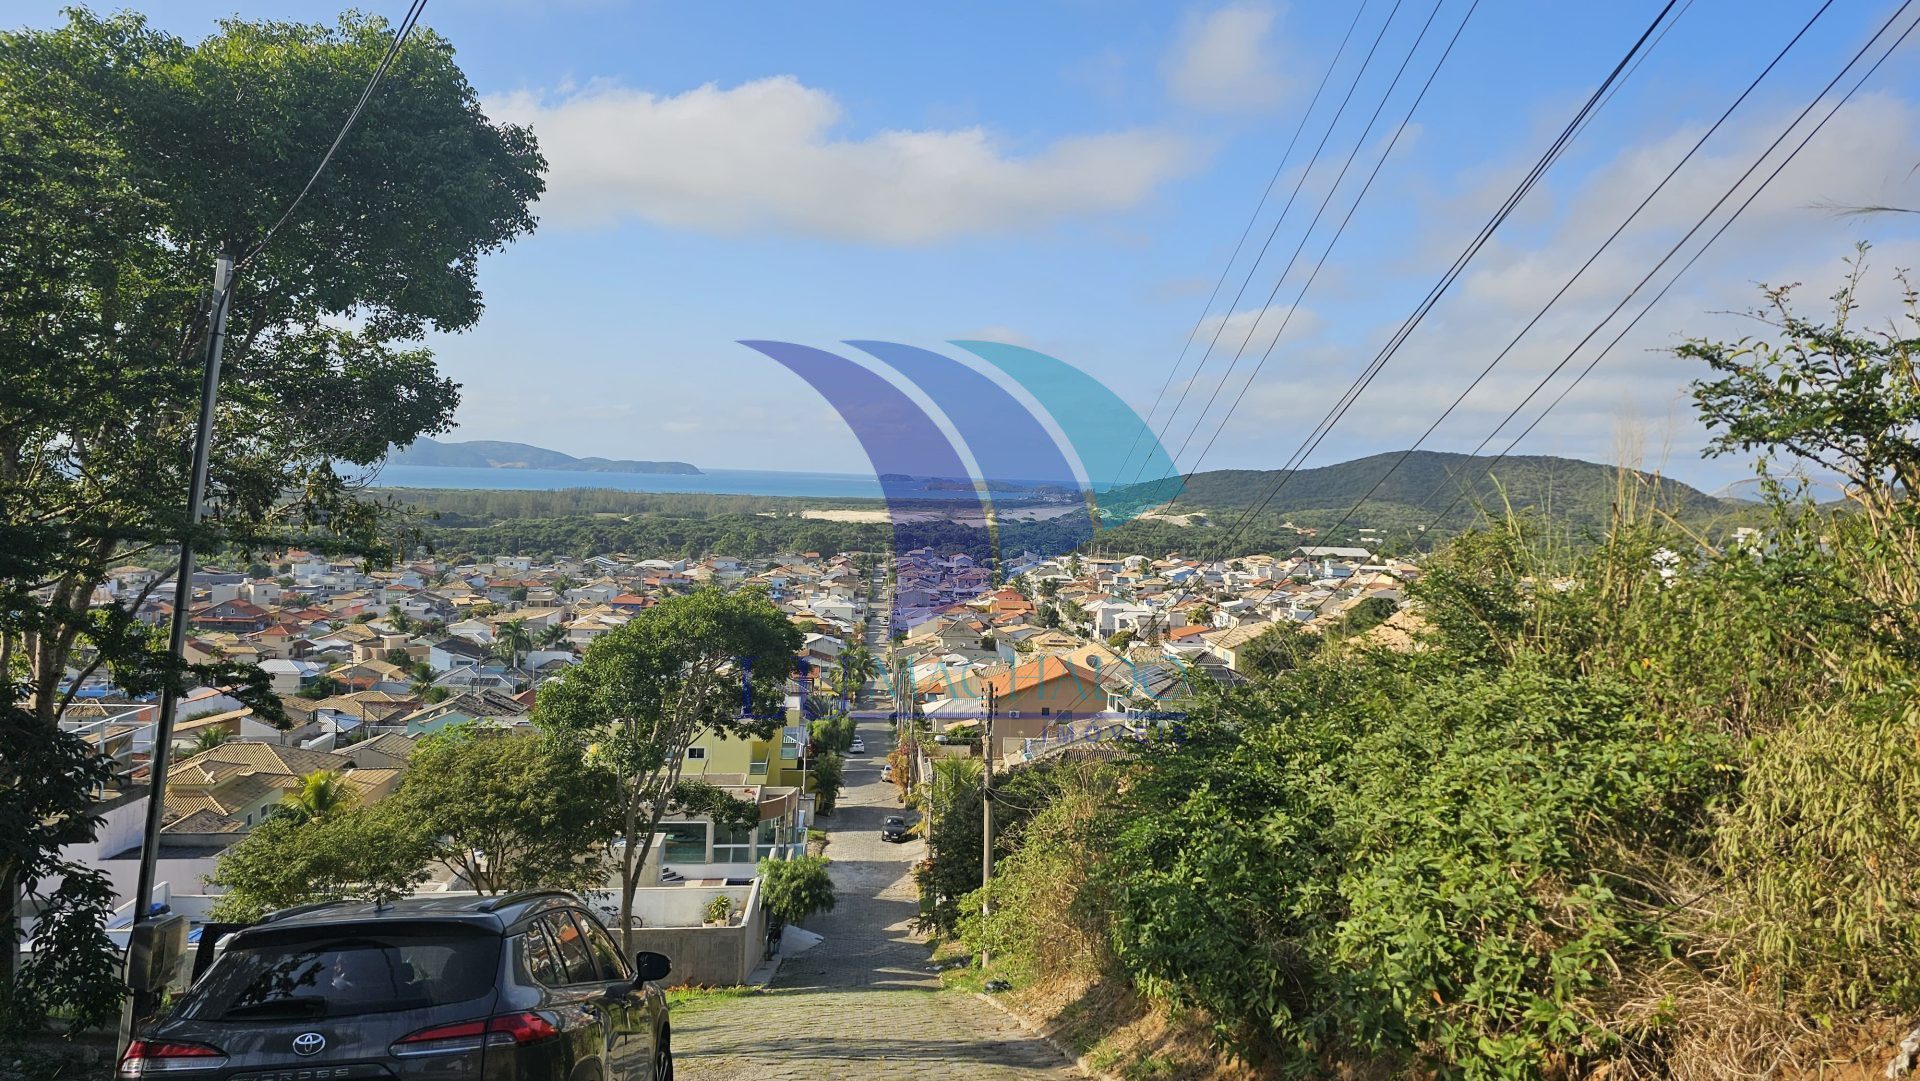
391, 438, 701, 475
1105, 450, 1737, 531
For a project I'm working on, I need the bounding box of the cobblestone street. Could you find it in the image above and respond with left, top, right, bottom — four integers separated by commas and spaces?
674, 713, 1081, 1080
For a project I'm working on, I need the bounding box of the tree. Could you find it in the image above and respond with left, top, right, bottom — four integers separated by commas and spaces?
275, 770, 355, 825
1239, 621, 1321, 677
0, 707, 117, 1034
492, 618, 532, 670
0, 0, 537, 997
205, 804, 433, 923
307, 674, 343, 698
758, 855, 836, 926
1333, 595, 1397, 637
915, 756, 984, 934
534, 589, 802, 950
810, 754, 845, 816
391, 729, 616, 894
187, 728, 231, 757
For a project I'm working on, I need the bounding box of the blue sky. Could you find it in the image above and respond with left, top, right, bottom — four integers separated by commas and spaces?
10, 0, 1920, 492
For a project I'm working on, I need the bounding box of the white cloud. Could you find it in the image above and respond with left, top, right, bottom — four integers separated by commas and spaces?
1196, 302, 1323, 356
486, 76, 1200, 245
1163, 2, 1293, 112
1459, 93, 1920, 313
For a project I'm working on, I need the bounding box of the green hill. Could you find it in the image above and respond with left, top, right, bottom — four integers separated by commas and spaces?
1105, 450, 1738, 535
391, 437, 700, 475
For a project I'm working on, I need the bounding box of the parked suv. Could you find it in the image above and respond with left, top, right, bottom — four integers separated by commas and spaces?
119, 891, 674, 1080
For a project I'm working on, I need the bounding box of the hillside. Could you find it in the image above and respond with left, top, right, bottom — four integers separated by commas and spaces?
1106, 450, 1736, 533
390, 437, 700, 475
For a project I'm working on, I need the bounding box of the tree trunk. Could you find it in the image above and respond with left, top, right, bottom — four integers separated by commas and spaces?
0, 867, 18, 994
618, 794, 640, 954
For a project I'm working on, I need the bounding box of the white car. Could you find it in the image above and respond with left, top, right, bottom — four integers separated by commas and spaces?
849, 737, 866, 754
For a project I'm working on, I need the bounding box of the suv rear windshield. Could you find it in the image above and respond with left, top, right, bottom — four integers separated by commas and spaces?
178, 923, 500, 1021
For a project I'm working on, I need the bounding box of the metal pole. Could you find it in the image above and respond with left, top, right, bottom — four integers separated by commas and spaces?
980, 684, 995, 967
120, 253, 234, 1047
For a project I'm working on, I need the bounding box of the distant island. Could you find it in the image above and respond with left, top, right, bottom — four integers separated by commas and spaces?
390, 437, 701, 475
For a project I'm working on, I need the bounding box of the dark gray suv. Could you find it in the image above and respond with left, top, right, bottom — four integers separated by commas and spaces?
119, 891, 673, 1080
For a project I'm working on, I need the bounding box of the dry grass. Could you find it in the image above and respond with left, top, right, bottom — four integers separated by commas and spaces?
1002, 974, 1264, 1081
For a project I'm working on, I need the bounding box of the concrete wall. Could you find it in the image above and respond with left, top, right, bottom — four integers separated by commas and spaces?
621, 879, 767, 987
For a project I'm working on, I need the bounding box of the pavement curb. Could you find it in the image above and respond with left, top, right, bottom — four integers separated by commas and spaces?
970, 990, 1121, 1081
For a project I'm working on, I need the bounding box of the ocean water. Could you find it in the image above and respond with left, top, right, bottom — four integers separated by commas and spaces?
367, 465, 957, 501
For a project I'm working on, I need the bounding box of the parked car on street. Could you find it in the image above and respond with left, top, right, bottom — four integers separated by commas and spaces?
881, 815, 910, 842
849, 736, 866, 754
120, 891, 675, 1080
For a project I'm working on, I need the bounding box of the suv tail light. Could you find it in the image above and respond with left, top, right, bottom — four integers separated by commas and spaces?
392, 1012, 559, 1057
117, 1039, 228, 1076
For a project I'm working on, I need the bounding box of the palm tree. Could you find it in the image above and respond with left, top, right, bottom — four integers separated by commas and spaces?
491, 618, 532, 671
928, 756, 983, 824
188, 728, 231, 757
277, 770, 355, 824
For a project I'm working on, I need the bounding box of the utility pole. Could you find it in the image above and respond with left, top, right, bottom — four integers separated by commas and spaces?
120, 253, 236, 1047
980, 682, 995, 967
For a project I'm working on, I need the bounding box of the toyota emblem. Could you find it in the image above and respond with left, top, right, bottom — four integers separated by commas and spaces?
292, 1031, 326, 1056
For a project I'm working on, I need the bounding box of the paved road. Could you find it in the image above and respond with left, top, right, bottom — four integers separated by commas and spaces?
673, 715, 1080, 1080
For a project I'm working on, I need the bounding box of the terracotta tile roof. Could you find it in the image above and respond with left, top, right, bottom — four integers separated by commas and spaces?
981, 655, 1099, 697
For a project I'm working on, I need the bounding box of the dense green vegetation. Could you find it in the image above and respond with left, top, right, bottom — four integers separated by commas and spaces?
0, 7, 540, 1031
396, 449, 1744, 564
945, 268, 1920, 1078
385, 485, 881, 522
1106, 449, 1737, 532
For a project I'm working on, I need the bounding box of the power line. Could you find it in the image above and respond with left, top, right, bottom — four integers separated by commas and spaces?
1122, 0, 1410, 490
1112, 2, 1373, 485
1205, 0, 1682, 554
1417, 0, 1920, 535
1153, 0, 1467, 496
1313, 0, 1836, 540
240, 0, 429, 266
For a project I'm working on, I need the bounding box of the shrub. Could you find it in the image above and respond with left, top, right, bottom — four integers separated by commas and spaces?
758, 855, 836, 925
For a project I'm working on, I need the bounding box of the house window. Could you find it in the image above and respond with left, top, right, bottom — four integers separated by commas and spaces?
748, 759, 769, 777
685, 747, 706, 761
657, 821, 707, 865
713, 822, 755, 864
1040, 707, 1051, 717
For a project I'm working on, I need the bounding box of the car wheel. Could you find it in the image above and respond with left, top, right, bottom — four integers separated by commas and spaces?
655, 1038, 673, 1081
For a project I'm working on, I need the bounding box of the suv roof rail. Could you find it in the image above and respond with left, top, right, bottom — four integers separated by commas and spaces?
477, 889, 575, 914
255, 899, 351, 925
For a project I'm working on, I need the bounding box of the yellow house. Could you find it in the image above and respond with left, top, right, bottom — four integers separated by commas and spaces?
682, 719, 808, 791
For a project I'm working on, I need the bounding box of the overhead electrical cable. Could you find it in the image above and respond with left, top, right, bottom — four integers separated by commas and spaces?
1119, 0, 1411, 488
1306, 0, 1838, 540
1199, 0, 1685, 553
1415, 0, 1920, 534
1111, 1, 1373, 484
240, 0, 429, 266
1148, 0, 1469, 497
